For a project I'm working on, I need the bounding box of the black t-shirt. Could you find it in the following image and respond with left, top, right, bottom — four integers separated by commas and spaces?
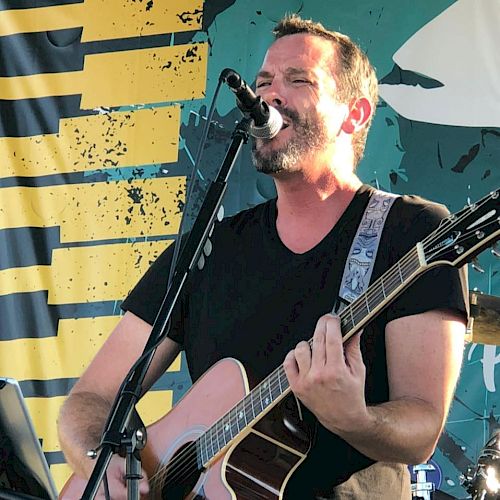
122, 184, 468, 497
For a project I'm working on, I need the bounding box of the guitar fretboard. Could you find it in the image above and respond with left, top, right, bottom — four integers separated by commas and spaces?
195, 246, 423, 467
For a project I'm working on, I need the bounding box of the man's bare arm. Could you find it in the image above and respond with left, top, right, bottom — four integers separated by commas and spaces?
58, 311, 181, 478
284, 309, 465, 465
333, 309, 465, 464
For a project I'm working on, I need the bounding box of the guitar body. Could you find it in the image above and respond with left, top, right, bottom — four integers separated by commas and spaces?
61, 358, 312, 499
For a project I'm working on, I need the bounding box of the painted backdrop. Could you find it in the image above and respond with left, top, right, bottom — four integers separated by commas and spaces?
0, 0, 498, 496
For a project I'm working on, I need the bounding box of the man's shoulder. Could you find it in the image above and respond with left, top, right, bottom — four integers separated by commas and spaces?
390, 191, 450, 228
216, 199, 274, 236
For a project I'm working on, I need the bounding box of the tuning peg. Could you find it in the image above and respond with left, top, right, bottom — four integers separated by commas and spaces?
203, 238, 213, 257
492, 243, 500, 258
197, 253, 205, 270
471, 258, 485, 273
217, 204, 225, 221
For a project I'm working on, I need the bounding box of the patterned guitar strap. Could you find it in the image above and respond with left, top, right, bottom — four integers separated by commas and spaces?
336, 189, 400, 312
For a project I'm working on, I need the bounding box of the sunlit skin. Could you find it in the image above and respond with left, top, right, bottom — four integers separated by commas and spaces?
253, 33, 371, 255
254, 34, 371, 191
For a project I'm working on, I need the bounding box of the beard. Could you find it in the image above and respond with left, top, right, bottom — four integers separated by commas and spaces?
251, 106, 329, 175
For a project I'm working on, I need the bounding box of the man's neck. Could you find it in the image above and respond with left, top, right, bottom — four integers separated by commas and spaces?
273, 168, 362, 254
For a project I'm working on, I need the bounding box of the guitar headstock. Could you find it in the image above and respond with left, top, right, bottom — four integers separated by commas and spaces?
423, 189, 500, 268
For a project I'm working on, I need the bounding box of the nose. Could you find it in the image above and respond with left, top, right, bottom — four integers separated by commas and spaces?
259, 81, 286, 109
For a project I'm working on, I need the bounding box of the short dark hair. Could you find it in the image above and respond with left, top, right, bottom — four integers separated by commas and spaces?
273, 14, 378, 166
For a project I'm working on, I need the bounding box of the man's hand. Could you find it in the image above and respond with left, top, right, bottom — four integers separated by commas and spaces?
283, 313, 370, 435
97, 454, 150, 500
61, 455, 150, 500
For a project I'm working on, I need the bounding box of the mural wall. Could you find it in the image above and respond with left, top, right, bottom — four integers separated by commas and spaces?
0, 0, 498, 496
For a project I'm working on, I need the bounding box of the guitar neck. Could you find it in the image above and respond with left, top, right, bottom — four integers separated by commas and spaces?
196, 244, 428, 466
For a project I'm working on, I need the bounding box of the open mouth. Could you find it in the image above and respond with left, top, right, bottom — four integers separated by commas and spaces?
281, 122, 290, 130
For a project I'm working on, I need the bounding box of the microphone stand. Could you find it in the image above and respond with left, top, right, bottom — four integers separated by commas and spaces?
81, 115, 252, 499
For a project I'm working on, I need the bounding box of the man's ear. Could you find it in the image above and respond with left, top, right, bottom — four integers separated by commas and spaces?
341, 97, 372, 134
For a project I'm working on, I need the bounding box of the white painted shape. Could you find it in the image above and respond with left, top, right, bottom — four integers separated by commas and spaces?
379, 0, 500, 126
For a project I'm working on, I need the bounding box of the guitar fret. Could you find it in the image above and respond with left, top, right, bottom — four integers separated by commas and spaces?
272, 373, 281, 399
259, 382, 265, 411
397, 261, 404, 283
237, 402, 245, 430
249, 391, 256, 421
209, 428, 216, 459
223, 415, 230, 444
214, 425, 220, 455
233, 407, 239, 436
243, 400, 248, 426
262, 380, 271, 408
204, 433, 209, 465
197, 436, 205, 466
219, 419, 226, 448
380, 275, 386, 298
268, 378, 273, 403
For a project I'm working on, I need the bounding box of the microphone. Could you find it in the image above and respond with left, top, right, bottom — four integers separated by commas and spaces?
221, 68, 283, 139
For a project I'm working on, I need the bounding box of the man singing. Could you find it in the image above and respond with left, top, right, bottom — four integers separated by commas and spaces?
58, 14, 467, 499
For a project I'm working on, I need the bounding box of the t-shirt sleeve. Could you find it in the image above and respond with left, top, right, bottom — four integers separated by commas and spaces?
121, 241, 186, 346
384, 202, 469, 324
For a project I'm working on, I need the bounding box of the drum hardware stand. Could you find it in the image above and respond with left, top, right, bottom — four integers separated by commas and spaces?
411, 463, 436, 500
461, 429, 500, 500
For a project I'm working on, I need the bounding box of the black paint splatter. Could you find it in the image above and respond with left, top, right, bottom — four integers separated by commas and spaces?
177, 9, 203, 25
451, 144, 480, 173
126, 186, 144, 203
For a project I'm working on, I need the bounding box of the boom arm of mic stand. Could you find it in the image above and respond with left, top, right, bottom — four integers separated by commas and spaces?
81, 117, 252, 499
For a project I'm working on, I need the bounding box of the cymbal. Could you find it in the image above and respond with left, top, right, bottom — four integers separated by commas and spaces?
466, 292, 500, 345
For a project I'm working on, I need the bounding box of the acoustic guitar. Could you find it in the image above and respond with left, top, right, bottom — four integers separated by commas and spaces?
61, 189, 500, 499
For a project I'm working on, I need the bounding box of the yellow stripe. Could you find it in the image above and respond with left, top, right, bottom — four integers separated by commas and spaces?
0, 176, 184, 242
0, 239, 173, 302
0, 265, 52, 296
50, 463, 72, 494
0, 70, 81, 99
0, 43, 208, 108
25, 396, 66, 452
0, 4, 83, 37
0, 316, 120, 380
81, 0, 203, 41
0, 315, 181, 381
0, 106, 180, 179
81, 43, 208, 108
137, 389, 173, 427
0, 0, 202, 40
49, 240, 172, 304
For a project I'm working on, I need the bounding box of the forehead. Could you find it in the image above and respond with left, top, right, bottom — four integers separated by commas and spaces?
259, 33, 336, 74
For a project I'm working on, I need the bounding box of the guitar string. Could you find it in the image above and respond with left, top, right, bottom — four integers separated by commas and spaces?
149, 248, 423, 489
151, 204, 498, 489
153, 212, 498, 489
150, 194, 498, 488
149, 246, 424, 488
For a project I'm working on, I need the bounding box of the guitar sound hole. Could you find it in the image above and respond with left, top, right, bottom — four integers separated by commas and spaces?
158, 442, 204, 500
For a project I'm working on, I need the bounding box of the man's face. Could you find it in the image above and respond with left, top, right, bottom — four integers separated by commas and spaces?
252, 34, 348, 175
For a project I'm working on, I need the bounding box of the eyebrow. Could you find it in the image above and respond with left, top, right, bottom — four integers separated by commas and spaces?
256, 67, 311, 80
